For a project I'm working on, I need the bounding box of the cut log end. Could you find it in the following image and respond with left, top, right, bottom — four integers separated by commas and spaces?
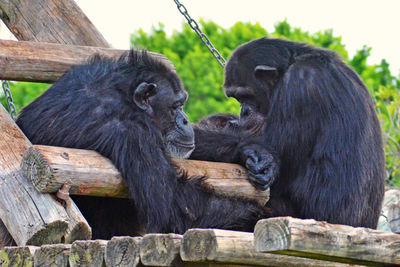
20, 146, 54, 192
254, 217, 290, 252
105, 236, 141, 267
140, 233, 182, 266
27, 220, 68, 246
180, 229, 217, 262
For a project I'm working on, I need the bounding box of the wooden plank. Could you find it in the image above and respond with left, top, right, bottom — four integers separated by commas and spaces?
69, 240, 107, 267
105, 236, 142, 267
181, 229, 355, 267
33, 244, 71, 267
140, 234, 182, 266
0, 0, 108, 47
0, 246, 39, 266
254, 217, 400, 265
0, 39, 175, 83
0, 105, 69, 246
21, 145, 269, 205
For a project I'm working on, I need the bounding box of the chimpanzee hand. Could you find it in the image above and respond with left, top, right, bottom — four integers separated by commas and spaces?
240, 143, 279, 190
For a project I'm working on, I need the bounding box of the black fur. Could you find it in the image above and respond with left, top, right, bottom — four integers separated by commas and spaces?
191, 38, 385, 229
16, 50, 269, 239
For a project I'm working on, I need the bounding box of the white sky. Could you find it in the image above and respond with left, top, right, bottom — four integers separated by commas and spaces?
1, 0, 399, 75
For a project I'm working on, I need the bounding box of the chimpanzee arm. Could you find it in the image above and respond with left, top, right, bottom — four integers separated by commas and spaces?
93, 119, 269, 233
190, 126, 243, 163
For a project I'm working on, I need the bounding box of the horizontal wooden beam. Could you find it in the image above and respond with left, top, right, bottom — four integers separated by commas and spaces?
180, 229, 353, 267
21, 145, 269, 205
0, 39, 175, 83
254, 217, 400, 265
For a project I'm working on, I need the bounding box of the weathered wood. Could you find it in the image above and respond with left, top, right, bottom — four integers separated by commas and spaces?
0, 39, 175, 83
69, 240, 107, 267
0, 245, 39, 266
63, 198, 92, 244
377, 189, 400, 232
388, 200, 400, 233
0, 0, 109, 47
254, 217, 400, 265
105, 236, 142, 267
140, 234, 182, 266
34, 244, 71, 267
181, 229, 354, 267
0, 105, 69, 246
21, 145, 269, 205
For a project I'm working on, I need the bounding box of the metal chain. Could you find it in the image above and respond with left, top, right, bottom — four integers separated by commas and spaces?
173, 0, 226, 67
1, 80, 18, 120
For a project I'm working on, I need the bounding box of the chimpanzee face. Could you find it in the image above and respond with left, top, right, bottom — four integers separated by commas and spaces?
223, 39, 283, 127
133, 78, 194, 159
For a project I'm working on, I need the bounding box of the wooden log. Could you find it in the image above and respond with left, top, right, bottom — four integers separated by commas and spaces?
254, 216, 400, 265
33, 244, 71, 267
69, 240, 107, 267
63, 198, 92, 244
388, 200, 400, 233
0, 246, 39, 266
0, 0, 108, 47
0, 105, 69, 246
180, 229, 355, 267
140, 234, 182, 266
0, 39, 175, 83
21, 145, 269, 205
105, 236, 142, 267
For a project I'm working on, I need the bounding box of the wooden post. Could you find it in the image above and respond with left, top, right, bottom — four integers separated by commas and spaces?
69, 240, 107, 267
105, 236, 142, 267
0, 0, 109, 47
0, 105, 69, 246
0, 39, 175, 83
21, 145, 269, 205
254, 217, 400, 265
140, 234, 182, 266
34, 244, 71, 267
0, 246, 39, 266
63, 199, 92, 244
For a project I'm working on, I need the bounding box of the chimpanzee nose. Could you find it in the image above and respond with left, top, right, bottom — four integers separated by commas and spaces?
176, 110, 194, 142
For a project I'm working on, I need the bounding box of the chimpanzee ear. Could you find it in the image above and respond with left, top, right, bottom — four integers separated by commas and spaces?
133, 82, 157, 112
254, 65, 279, 82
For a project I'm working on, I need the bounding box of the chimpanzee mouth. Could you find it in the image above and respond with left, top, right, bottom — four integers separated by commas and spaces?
167, 141, 195, 159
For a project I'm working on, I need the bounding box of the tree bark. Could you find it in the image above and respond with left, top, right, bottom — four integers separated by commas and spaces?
34, 244, 71, 267
140, 234, 182, 266
69, 240, 107, 267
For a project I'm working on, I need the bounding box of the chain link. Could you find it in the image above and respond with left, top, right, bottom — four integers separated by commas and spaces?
1, 80, 18, 120
173, 0, 226, 67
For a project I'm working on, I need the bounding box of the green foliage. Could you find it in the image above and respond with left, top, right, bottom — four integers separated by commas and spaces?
2, 20, 400, 186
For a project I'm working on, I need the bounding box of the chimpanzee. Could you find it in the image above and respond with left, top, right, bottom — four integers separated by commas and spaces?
198, 113, 240, 131
191, 38, 385, 229
16, 50, 270, 239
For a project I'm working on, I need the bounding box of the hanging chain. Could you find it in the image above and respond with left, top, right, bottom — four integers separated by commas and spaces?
1, 80, 17, 120
173, 0, 226, 67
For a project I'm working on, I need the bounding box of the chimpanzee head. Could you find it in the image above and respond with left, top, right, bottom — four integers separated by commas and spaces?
224, 38, 310, 124
127, 51, 195, 159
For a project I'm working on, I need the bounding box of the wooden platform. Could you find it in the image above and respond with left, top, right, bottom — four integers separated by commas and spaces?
1, 217, 399, 267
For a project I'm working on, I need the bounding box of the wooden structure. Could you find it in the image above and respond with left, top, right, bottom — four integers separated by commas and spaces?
1, 0, 400, 266
2, 217, 400, 266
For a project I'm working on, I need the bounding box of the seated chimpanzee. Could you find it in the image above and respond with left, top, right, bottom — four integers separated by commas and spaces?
16, 50, 270, 239
191, 38, 385, 229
